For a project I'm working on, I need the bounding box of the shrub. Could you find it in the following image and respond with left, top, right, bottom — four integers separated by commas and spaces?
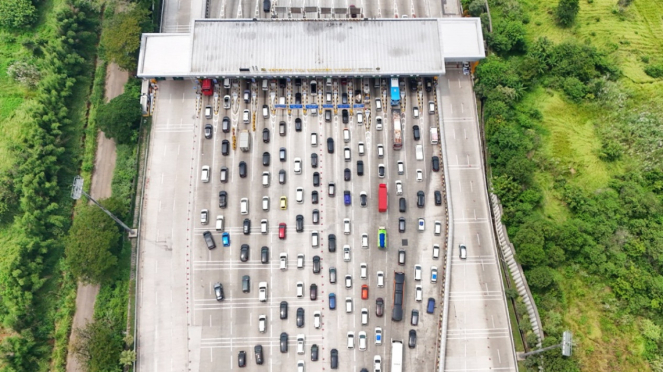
562, 76, 586, 101
0, 0, 37, 29
7, 60, 41, 87
487, 20, 528, 55
555, 0, 579, 27
644, 63, 663, 78
527, 266, 556, 290
468, 0, 486, 16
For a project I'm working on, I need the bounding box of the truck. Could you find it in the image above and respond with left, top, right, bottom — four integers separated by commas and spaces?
390, 77, 400, 106
378, 183, 388, 212
239, 130, 251, 152
392, 109, 402, 150
201, 79, 213, 96
430, 127, 439, 145
392, 272, 405, 322
378, 227, 387, 249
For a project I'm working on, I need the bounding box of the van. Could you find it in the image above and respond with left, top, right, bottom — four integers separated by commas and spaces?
204, 106, 212, 119
347, 332, 355, 349
430, 128, 439, 145
345, 297, 353, 313
279, 96, 285, 105
259, 282, 267, 302
311, 231, 319, 247
343, 129, 350, 143
261, 219, 268, 234
262, 79, 268, 91
215, 215, 224, 232
375, 98, 382, 111
262, 172, 270, 187
280, 253, 288, 270
374, 77, 380, 88
297, 335, 305, 354
415, 144, 424, 160
434, 221, 442, 235
311, 133, 318, 147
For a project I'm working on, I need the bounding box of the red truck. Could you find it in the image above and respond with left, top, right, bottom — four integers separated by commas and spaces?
378, 183, 387, 212
201, 79, 213, 96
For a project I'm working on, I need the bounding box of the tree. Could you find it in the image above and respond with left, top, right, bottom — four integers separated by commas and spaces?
555, 0, 579, 27
72, 313, 124, 372
0, 0, 37, 29
96, 91, 142, 145
101, 5, 150, 71
527, 266, 556, 290
468, 0, 486, 17
65, 204, 121, 284
487, 20, 527, 55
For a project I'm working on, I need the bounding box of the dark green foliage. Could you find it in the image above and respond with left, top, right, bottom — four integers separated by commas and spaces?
527, 266, 556, 289
555, 0, 579, 27
97, 91, 142, 145
0, 0, 37, 29
644, 63, 663, 78
468, 0, 486, 16
561, 76, 586, 101
71, 313, 124, 372
487, 20, 528, 55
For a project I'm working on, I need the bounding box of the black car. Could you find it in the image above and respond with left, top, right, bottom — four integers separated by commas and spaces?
280, 301, 288, 319
214, 282, 224, 301
255, 345, 263, 365
240, 243, 250, 261
342, 109, 349, 123
376, 297, 384, 317
432, 156, 440, 172
310, 80, 317, 94
295, 93, 302, 104
399, 197, 406, 212
425, 77, 433, 92
222, 116, 230, 133
279, 169, 286, 185
313, 172, 320, 187
409, 77, 418, 92
313, 255, 320, 273
280, 332, 288, 353
311, 344, 319, 361
295, 78, 302, 87
239, 161, 247, 178
295, 118, 302, 132
238, 350, 246, 367
417, 190, 425, 208
263, 0, 270, 12
409, 330, 417, 348
221, 140, 230, 156
413, 125, 421, 141
296, 307, 305, 328
279, 147, 286, 162
263, 128, 270, 143
219, 191, 227, 208
435, 190, 442, 205
310, 284, 318, 300
341, 93, 348, 104
399, 217, 406, 232
312, 190, 319, 204
398, 249, 406, 265
328, 233, 336, 252
204, 124, 213, 139
311, 153, 318, 168
360, 192, 367, 207
330, 349, 338, 369
262, 152, 270, 166
296, 214, 304, 232
261, 246, 269, 264
327, 137, 334, 153
357, 160, 364, 176
279, 78, 286, 88
344, 168, 351, 181
243, 219, 251, 235
242, 275, 250, 293
312, 209, 320, 224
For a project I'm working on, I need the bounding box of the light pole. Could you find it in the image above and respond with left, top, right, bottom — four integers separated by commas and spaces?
71, 176, 138, 238
517, 331, 573, 360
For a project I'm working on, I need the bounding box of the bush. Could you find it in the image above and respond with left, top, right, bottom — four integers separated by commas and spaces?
562, 76, 586, 101
644, 63, 663, 78
101, 5, 150, 71
468, 0, 486, 16
555, 0, 579, 27
527, 266, 556, 290
96, 91, 142, 145
487, 20, 528, 55
7, 60, 41, 88
0, 0, 37, 29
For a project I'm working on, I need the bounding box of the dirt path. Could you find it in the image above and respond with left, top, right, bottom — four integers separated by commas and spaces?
66, 62, 128, 372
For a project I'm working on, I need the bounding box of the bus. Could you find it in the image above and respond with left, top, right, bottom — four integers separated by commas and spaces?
390, 77, 400, 106
391, 340, 404, 372
392, 272, 405, 321
378, 227, 387, 249
392, 109, 402, 150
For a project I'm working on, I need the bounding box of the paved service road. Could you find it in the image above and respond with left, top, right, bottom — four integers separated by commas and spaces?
438, 68, 517, 370
137, 77, 448, 371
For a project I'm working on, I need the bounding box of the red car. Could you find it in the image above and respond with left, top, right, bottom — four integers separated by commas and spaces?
361, 284, 368, 300
279, 223, 286, 239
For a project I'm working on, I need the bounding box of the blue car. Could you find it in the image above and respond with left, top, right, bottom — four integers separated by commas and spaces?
426, 297, 435, 314
329, 293, 336, 310
222, 232, 230, 247
343, 191, 351, 206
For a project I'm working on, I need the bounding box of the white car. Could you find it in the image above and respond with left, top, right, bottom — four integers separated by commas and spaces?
329, 182, 336, 196
357, 112, 364, 124
223, 95, 231, 109
297, 253, 305, 269
414, 265, 422, 281
344, 218, 351, 235
418, 218, 425, 231
262, 196, 270, 211
377, 271, 384, 287
359, 331, 367, 351
397, 161, 404, 175
314, 311, 321, 329
294, 158, 302, 174
395, 180, 403, 195
431, 266, 438, 283
343, 245, 351, 262
296, 187, 304, 203
375, 116, 383, 131
413, 106, 419, 118
347, 332, 355, 349
345, 274, 352, 288
361, 233, 368, 248
240, 198, 249, 215
416, 169, 423, 182
377, 144, 384, 158
297, 282, 304, 297
358, 142, 365, 155
374, 355, 382, 372
433, 244, 440, 259
201, 166, 210, 182
361, 308, 369, 325
200, 209, 208, 224
258, 315, 266, 333
360, 263, 367, 279
434, 220, 442, 235
375, 327, 383, 345
415, 285, 423, 301
297, 334, 305, 354
280, 253, 288, 270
